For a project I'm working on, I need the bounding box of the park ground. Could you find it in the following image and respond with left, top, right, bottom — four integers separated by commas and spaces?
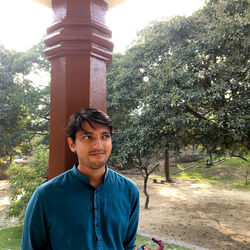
125, 172, 250, 250
0, 170, 250, 250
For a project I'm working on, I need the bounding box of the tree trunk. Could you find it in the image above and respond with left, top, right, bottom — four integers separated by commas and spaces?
245, 170, 249, 186
9, 155, 13, 163
164, 148, 171, 182
175, 153, 178, 167
209, 152, 214, 166
143, 174, 149, 209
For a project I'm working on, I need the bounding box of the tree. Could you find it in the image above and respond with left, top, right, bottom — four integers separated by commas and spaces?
0, 40, 50, 159
0, 45, 27, 159
110, 123, 160, 209
107, 0, 249, 181
12, 39, 50, 148
107, 52, 145, 130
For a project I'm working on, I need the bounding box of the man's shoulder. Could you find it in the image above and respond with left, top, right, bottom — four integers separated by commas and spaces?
107, 168, 139, 192
36, 168, 74, 195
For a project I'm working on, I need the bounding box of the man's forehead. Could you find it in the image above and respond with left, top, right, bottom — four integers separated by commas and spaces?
80, 121, 110, 133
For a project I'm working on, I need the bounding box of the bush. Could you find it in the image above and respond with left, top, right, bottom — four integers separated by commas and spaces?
0, 162, 9, 180
6, 145, 48, 221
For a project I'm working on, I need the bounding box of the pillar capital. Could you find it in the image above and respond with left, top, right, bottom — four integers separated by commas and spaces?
44, 0, 113, 62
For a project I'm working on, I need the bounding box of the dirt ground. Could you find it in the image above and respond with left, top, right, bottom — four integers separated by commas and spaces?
1, 177, 250, 250
125, 174, 250, 250
0, 181, 19, 229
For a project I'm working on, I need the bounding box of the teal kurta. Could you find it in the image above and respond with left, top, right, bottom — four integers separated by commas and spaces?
22, 165, 140, 250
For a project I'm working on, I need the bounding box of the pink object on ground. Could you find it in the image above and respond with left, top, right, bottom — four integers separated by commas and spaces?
153, 238, 164, 250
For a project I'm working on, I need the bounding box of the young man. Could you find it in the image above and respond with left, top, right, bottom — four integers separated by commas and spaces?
22, 108, 140, 250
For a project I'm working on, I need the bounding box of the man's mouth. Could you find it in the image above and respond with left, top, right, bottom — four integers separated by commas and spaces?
89, 151, 106, 156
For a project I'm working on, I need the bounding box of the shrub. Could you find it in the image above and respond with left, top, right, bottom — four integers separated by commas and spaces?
0, 162, 9, 180
6, 145, 48, 221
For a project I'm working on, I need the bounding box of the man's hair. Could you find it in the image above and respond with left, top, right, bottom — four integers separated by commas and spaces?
66, 108, 112, 142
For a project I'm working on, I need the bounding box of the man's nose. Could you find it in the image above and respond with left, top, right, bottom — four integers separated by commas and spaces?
93, 137, 102, 148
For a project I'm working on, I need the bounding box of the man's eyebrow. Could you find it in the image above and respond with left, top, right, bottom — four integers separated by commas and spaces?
102, 131, 111, 134
79, 129, 93, 135
78, 130, 110, 135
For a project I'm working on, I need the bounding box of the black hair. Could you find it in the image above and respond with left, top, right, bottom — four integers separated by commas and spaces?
66, 108, 112, 142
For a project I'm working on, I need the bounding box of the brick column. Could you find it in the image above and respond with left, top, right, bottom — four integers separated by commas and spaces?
44, 0, 113, 179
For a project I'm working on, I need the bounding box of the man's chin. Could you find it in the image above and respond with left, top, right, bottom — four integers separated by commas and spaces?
89, 161, 107, 170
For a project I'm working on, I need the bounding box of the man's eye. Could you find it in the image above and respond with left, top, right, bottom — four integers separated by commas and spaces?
103, 135, 111, 139
83, 135, 92, 140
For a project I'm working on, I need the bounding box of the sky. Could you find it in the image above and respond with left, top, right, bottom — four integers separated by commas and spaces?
0, 0, 205, 53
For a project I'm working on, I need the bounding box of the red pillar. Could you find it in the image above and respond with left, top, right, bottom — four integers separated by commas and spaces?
44, 0, 113, 179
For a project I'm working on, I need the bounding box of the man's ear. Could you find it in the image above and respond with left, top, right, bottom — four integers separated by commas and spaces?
67, 137, 76, 152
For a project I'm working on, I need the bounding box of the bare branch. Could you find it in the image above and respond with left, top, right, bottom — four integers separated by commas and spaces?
231, 154, 248, 162
149, 163, 160, 175
140, 167, 146, 178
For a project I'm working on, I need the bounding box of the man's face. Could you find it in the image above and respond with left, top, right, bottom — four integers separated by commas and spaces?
68, 121, 112, 171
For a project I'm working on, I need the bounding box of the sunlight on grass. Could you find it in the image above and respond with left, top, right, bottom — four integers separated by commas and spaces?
220, 157, 250, 167
231, 181, 250, 190
176, 164, 185, 170
156, 157, 250, 190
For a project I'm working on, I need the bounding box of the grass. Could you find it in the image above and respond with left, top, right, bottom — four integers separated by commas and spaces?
152, 156, 250, 190
0, 225, 22, 250
135, 234, 190, 249
0, 226, 190, 250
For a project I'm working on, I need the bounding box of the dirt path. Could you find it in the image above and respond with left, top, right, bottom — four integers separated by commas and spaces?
1, 177, 250, 249
126, 174, 250, 250
0, 180, 19, 229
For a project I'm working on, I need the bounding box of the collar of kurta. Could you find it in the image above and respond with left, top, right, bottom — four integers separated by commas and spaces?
72, 164, 110, 186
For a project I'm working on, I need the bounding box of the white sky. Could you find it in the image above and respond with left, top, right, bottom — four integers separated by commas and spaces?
107, 0, 205, 52
0, 0, 205, 53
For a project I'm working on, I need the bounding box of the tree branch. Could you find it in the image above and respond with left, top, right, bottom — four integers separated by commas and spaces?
231, 154, 248, 162
140, 167, 146, 178
149, 163, 160, 175
185, 105, 208, 120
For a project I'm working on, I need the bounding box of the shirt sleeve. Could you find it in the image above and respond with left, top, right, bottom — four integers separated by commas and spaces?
21, 188, 49, 250
123, 186, 140, 250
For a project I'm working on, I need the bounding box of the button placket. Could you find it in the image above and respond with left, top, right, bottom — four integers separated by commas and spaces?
94, 189, 101, 241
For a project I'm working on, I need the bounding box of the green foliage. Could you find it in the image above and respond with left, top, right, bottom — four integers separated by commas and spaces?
6, 145, 48, 221
12, 39, 49, 74
13, 40, 50, 150
0, 45, 28, 158
107, 0, 250, 166
0, 40, 50, 159
0, 226, 22, 250
107, 52, 144, 129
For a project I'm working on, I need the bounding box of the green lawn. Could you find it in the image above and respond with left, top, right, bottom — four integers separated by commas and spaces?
0, 226, 190, 250
0, 226, 22, 250
135, 234, 189, 249
153, 156, 250, 190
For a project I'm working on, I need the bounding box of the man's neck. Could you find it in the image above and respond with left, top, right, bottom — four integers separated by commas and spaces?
77, 165, 106, 188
